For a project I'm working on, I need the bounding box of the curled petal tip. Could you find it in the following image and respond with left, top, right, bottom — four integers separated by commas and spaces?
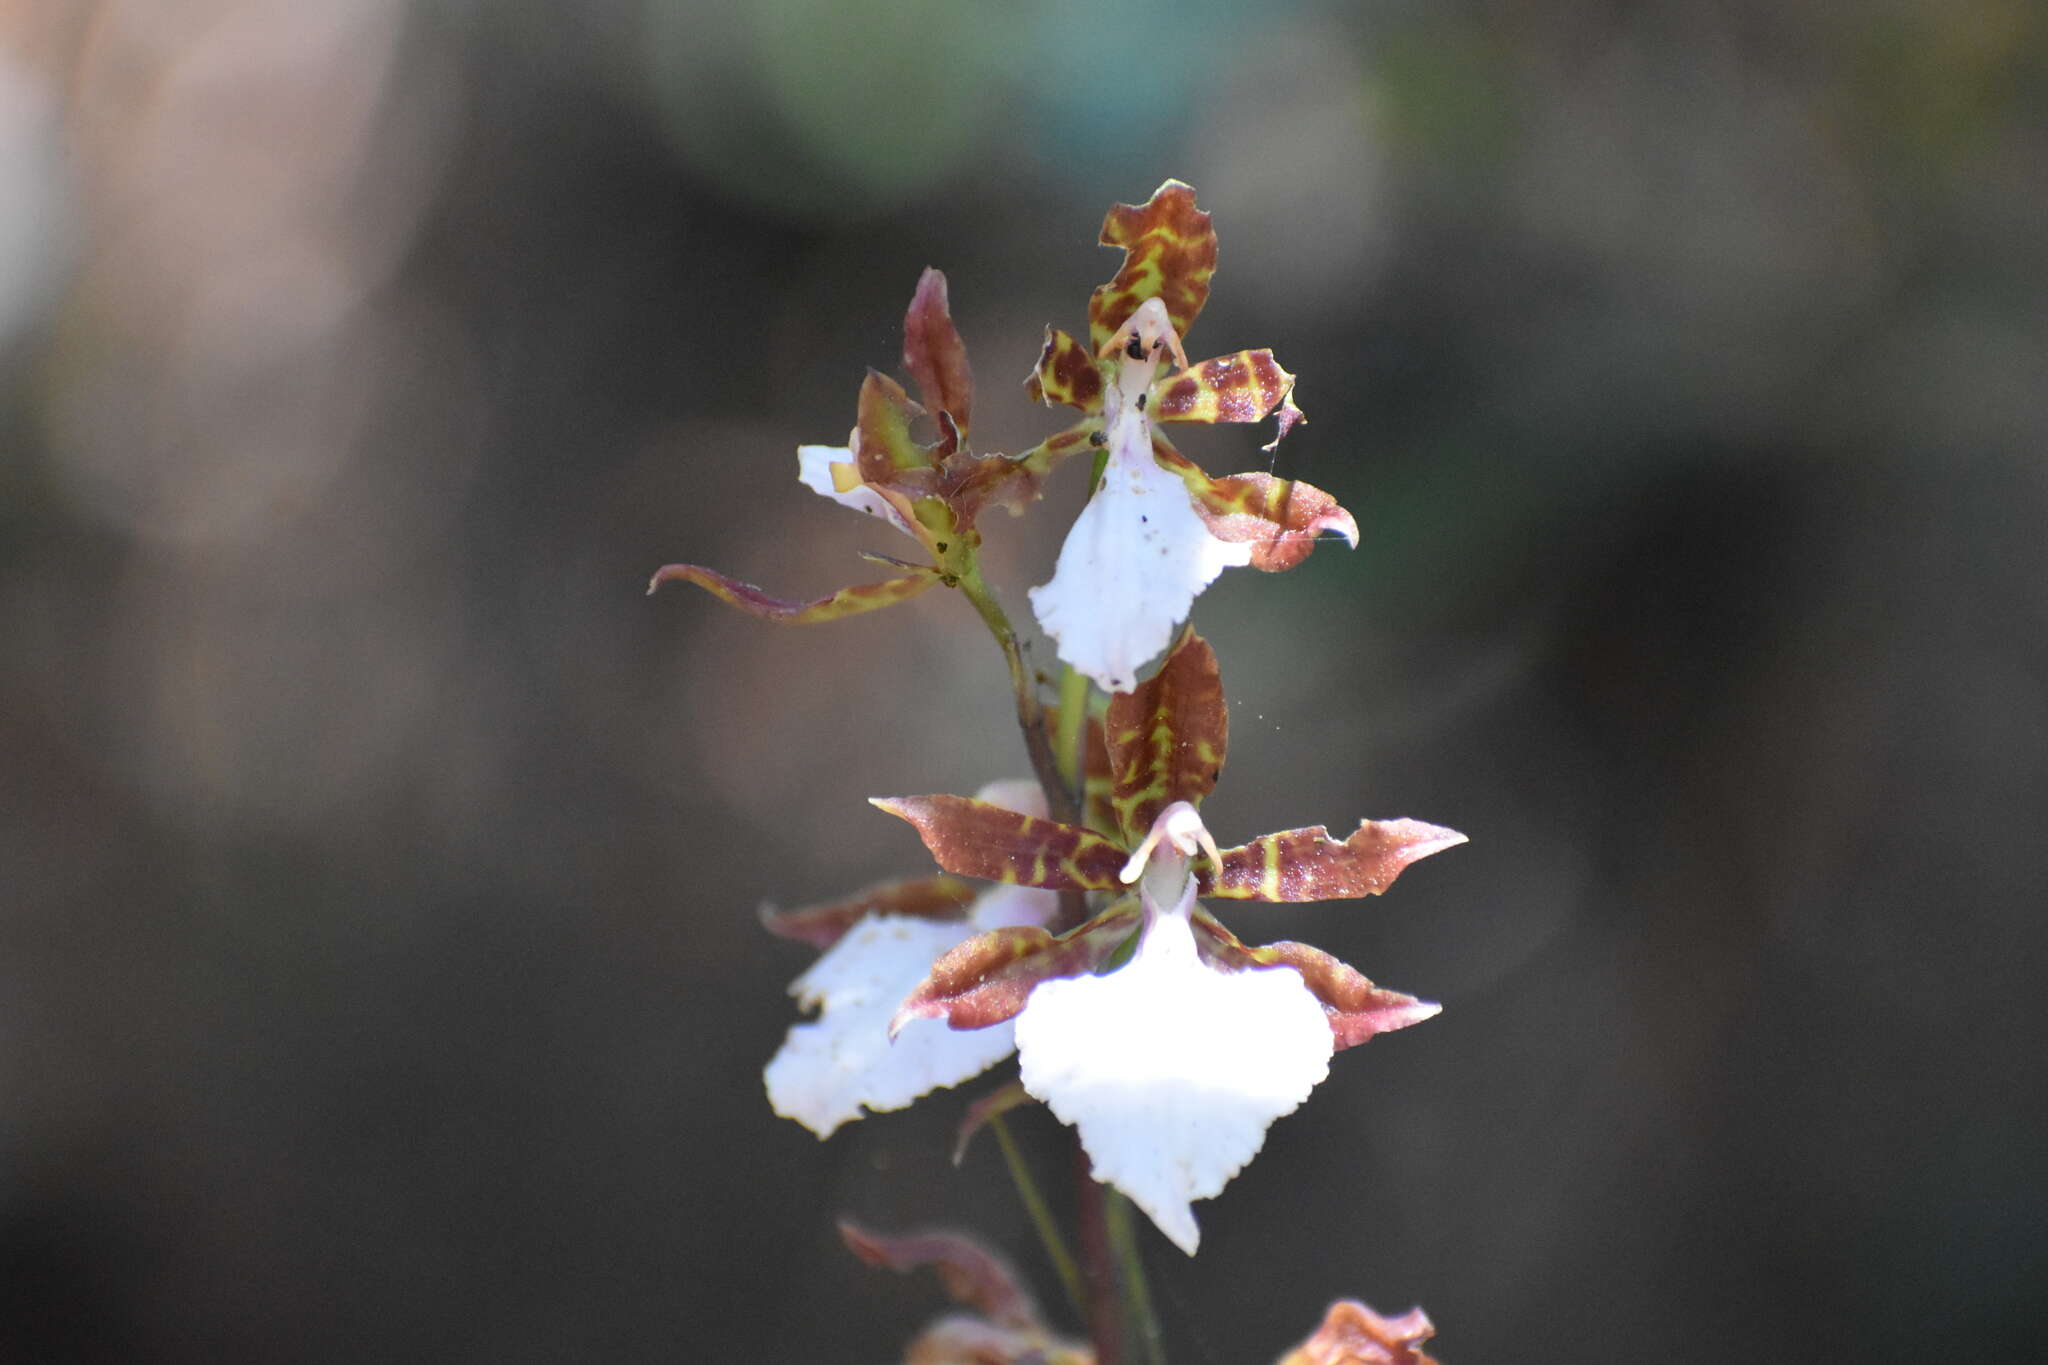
1328, 506, 1360, 549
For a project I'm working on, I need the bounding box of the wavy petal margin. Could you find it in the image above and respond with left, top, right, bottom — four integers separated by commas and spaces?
901, 268, 973, 449
892, 902, 1140, 1035
1104, 631, 1228, 844
759, 874, 978, 950
1015, 909, 1333, 1255
1025, 325, 1105, 413
1192, 914, 1441, 1051
646, 562, 941, 623
1088, 180, 1218, 352
1202, 818, 1466, 902
872, 795, 1130, 890
1277, 1299, 1441, 1365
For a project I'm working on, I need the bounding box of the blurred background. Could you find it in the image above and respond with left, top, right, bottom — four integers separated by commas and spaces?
2, 0, 2044, 1360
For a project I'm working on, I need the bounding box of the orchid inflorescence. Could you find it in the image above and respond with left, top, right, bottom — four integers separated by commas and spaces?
654, 182, 1457, 1362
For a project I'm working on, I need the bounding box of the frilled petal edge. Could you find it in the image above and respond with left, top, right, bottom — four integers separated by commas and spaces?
1012, 912, 1333, 1254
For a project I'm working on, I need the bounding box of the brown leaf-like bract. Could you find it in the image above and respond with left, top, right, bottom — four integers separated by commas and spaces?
758, 874, 978, 950
1194, 914, 1441, 1051
1104, 630, 1228, 844
872, 795, 1128, 890
1202, 818, 1467, 902
902, 268, 974, 448
1088, 179, 1218, 352
645, 562, 941, 624
892, 906, 1138, 1033
838, 1222, 1037, 1331
1274, 1300, 1439, 1365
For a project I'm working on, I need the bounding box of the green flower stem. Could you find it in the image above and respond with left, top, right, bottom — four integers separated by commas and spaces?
956, 563, 1078, 828
1106, 1190, 1165, 1365
991, 1114, 1085, 1322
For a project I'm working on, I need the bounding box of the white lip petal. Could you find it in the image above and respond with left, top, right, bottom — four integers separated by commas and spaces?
796, 443, 914, 537
1012, 913, 1334, 1254
764, 913, 1020, 1138
1028, 449, 1252, 694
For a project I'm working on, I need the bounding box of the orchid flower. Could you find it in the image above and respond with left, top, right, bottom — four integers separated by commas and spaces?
650, 269, 1040, 623
1020, 181, 1360, 693
873, 634, 1463, 1253
763, 780, 1057, 1138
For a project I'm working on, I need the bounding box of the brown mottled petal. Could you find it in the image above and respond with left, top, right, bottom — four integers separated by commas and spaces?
1274, 1299, 1441, 1365
1087, 179, 1218, 352
892, 901, 1139, 1034
952, 1080, 1035, 1166
1190, 914, 1440, 1052
645, 562, 941, 623
758, 874, 978, 950
1024, 325, 1104, 413
1185, 467, 1360, 573
855, 369, 935, 484
837, 1222, 1038, 1331
1104, 630, 1228, 845
901, 268, 974, 446
1151, 349, 1298, 426
871, 795, 1129, 890
1201, 818, 1467, 902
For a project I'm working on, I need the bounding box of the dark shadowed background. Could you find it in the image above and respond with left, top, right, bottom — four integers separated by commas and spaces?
3, 1, 2043, 1360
